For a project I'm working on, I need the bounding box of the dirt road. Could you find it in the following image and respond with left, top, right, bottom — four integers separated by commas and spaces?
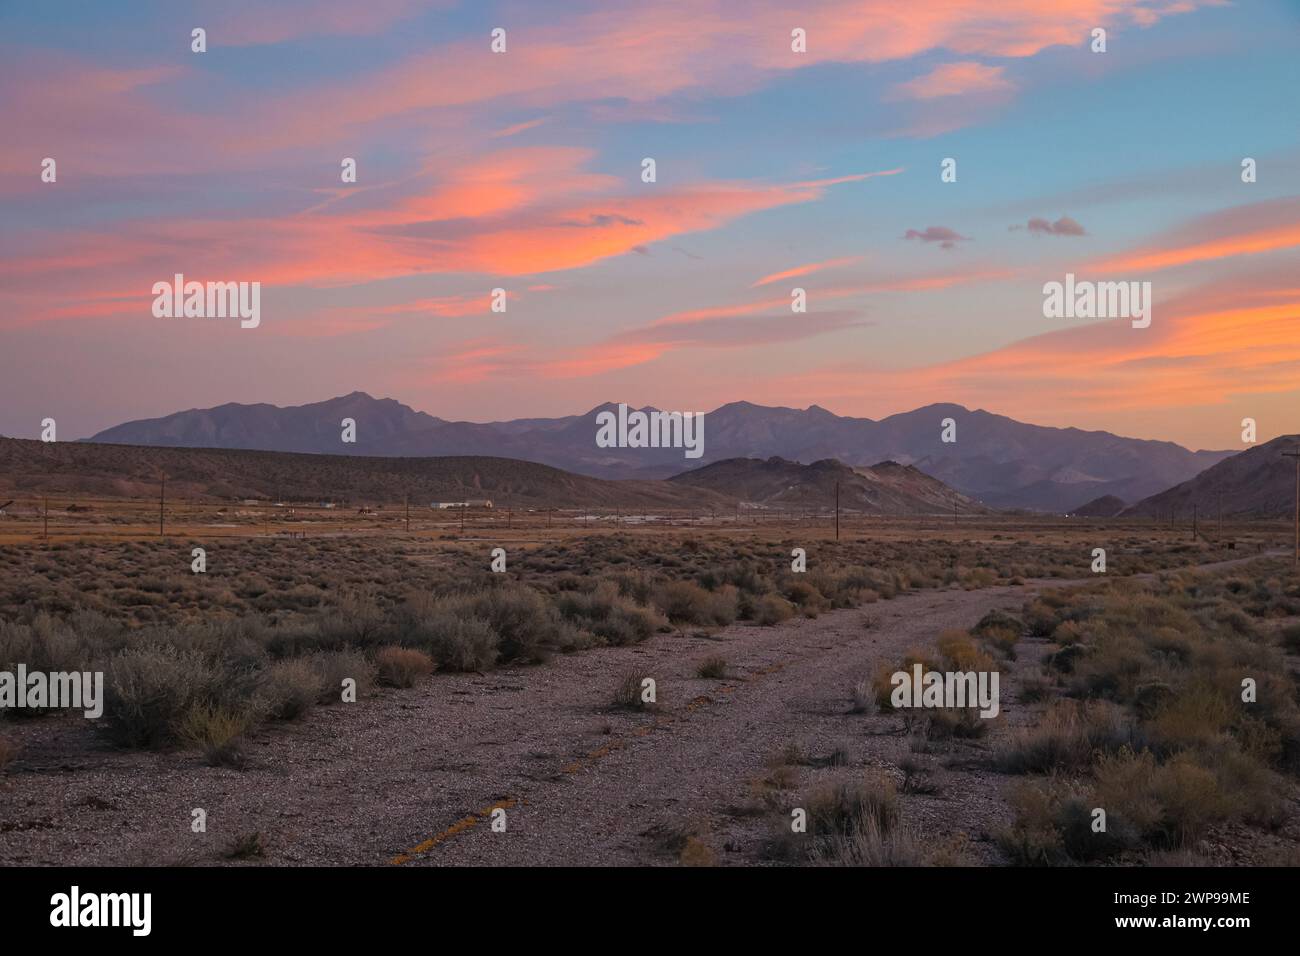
0, 555, 1276, 867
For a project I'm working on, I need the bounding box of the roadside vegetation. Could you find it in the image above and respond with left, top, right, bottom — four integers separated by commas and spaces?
994, 558, 1300, 865
0, 531, 1265, 765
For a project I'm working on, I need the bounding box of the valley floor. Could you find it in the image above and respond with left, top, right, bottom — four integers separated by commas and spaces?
4, 552, 1294, 867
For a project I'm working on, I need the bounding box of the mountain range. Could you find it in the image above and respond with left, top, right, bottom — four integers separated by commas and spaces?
85, 392, 1234, 512
1122, 434, 1300, 520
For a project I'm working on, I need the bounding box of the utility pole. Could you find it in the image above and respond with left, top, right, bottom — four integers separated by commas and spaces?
1217, 489, 1223, 537
835, 481, 840, 541
43, 496, 48, 540
459, 503, 465, 535
1192, 504, 1198, 542
1284, 450, 1300, 566
159, 475, 165, 537
405, 495, 410, 533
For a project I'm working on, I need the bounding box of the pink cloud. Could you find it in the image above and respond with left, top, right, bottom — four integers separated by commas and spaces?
889, 61, 1013, 100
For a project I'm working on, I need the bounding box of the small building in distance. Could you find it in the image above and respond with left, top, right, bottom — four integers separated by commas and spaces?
432, 499, 494, 509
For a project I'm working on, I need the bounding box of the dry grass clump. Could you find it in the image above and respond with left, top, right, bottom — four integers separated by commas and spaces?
375, 646, 435, 688
178, 703, 255, 768
995, 699, 1129, 773
224, 830, 267, 860
612, 671, 655, 711
849, 677, 875, 714
696, 656, 727, 679
805, 773, 899, 838
771, 772, 934, 866
753, 593, 796, 625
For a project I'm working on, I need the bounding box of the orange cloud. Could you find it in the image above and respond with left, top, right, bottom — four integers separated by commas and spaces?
1092, 197, 1300, 273
753, 256, 862, 287
0, 149, 891, 322
775, 265, 1300, 425
889, 62, 1013, 100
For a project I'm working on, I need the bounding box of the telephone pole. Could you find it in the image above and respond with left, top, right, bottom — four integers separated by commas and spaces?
405, 495, 410, 533
835, 481, 840, 541
1284, 450, 1300, 566
43, 496, 48, 540
159, 475, 165, 537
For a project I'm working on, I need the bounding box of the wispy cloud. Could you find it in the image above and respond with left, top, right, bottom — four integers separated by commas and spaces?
753, 256, 862, 287
889, 61, 1013, 100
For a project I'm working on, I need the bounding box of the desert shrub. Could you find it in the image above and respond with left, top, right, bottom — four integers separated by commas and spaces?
1022, 600, 1059, 638
375, 646, 435, 688
783, 579, 825, 610
873, 649, 942, 712
850, 677, 875, 714
398, 602, 500, 672
104, 645, 216, 747
936, 629, 994, 671
308, 649, 376, 705
1068, 632, 1150, 699
613, 671, 654, 710
255, 658, 324, 721
1143, 681, 1234, 753
555, 582, 666, 645
178, 702, 254, 768
313, 592, 390, 649
608, 570, 656, 606
810, 815, 926, 866
1091, 748, 1231, 849
925, 706, 990, 740
1051, 620, 1085, 645
996, 700, 1129, 774
806, 773, 898, 838
466, 584, 587, 661
224, 831, 266, 860
961, 567, 998, 590
754, 593, 795, 625
654, 581, 738, 627
696, 656, 727, 679
1019, 671, 1054, 702
974, 609, 1024, 638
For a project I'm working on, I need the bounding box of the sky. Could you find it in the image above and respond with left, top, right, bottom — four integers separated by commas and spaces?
1, 0, 1298, 450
